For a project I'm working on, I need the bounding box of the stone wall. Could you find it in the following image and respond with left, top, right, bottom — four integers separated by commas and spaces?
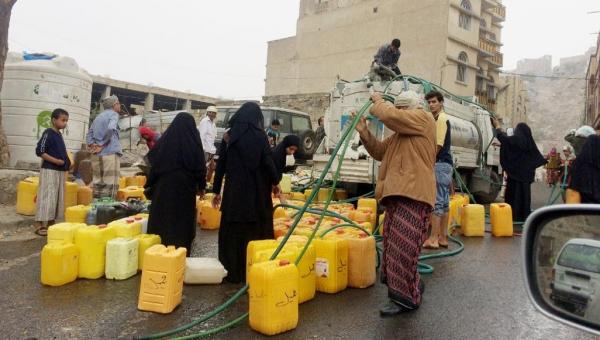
0, 169, 38, 205
262, 93, 331, 123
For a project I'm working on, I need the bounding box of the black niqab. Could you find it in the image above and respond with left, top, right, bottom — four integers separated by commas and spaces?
569, 135, 600, 203
498, 123, 546, 183
147, 112, 205, 175
272, 135, 300, 175
227, 102, 266, 169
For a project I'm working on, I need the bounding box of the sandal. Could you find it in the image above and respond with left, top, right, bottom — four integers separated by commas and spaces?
35, 226, 48, 236
438, 240, 449, 248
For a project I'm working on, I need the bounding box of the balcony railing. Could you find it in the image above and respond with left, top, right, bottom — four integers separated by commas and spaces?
491, 5, 506, 20
491, 52, 503, 66
479, 38, 497, 55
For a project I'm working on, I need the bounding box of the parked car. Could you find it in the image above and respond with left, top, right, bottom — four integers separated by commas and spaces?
551, 238, 600, 314
215, 105, 316, 159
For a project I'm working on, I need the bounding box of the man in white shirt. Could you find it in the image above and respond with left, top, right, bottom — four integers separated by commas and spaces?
198, 106, 218, 182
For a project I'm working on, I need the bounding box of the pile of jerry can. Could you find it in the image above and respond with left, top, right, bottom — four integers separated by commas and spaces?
16, 176, 98, 216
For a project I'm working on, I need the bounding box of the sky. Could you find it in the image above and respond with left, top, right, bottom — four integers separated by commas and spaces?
7, 0, 600, 100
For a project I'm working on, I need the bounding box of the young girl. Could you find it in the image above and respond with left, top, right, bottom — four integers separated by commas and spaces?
34, 108, 71, 236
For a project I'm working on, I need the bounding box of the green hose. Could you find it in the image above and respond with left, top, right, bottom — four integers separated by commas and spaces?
172, 313, 249, 340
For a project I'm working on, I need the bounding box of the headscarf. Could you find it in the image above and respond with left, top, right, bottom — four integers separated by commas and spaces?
227, 102, 267, 169
147, 112, 205, 175
569, 135, 600, 203
499, 123, 546, 183
272, 135, 300, 175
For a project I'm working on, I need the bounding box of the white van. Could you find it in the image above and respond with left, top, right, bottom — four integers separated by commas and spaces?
551, 238, 600, 314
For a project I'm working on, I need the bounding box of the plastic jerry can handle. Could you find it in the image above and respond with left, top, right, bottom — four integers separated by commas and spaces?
167, 245, 176, 252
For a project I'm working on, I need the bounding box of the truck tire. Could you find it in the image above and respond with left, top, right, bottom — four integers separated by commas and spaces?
296, 129, 317, 159
472, 170, 502, 204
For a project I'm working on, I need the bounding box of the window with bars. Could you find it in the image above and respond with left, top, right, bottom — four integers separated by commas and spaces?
457, 52, 468, 82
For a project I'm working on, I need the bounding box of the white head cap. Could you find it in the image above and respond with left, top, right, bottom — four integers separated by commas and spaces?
394, 91, 421, 109
206, 106, 218, 113
575, 125, 595, 138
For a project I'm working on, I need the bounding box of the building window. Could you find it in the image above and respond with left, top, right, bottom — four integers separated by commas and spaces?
476, 70, 485, 94
480, 19, 487, 28
488, 32, 497, 41
459, 0, 472, 30
457, 52, 468, 83
488, 76, 497, 101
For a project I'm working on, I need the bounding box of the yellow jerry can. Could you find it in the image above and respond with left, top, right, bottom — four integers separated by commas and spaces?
16, 176, 39, 216
461, 204, 485, 237
280, 174, 292, 194
565, 188, 582, 204
47, 222, 86, 244
74, 225, 117, 279
490, 203, 513, 237
135, 234, 162, 270
108, 217, 142, 238
335, 189, 348, 201
126, 175, 147, 187
292, 243, 316, 303
290, 192, 305, 201
198, 202, 222, 230
314, 238, 348, 294
117, 186, 145, 202
40, 242, 79, 286
77, 186, 93, 206
105, 237, 139, 280
304, 189, 313, 201
248, 260, 299, 336
64, 181, 79, 209
246, 240, 279, 281
118, 177, 127, 189
65, 205, 91, 223
358, 198, 377, 214
317, 188, 333, 203
273, 206, 288, 219
346, 234, 376, 288
138, 245, 187, 314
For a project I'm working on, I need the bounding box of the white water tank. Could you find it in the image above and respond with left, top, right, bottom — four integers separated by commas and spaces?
1, 52, 92, 167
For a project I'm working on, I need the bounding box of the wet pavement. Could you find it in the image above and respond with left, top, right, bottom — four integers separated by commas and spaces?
0, 183, 595, 339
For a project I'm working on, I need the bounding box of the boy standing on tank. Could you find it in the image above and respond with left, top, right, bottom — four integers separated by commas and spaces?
34, 108, 72, 236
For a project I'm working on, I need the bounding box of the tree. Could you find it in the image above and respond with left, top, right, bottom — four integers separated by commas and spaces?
0, 0, 16, 166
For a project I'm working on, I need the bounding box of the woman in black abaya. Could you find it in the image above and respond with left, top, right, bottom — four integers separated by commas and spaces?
272, 134, 300, 176
493, 119, 546, 222
212, 102, 281, 283
569, 135, 600, 203
145, 112, 206, 252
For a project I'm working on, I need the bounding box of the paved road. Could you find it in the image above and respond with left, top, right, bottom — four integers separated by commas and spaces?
0, 183, 594, 339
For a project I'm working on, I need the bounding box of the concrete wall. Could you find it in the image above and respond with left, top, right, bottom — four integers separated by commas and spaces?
266, 0, 450, 96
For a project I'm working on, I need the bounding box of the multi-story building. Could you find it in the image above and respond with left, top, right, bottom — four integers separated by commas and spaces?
585, 33, 600, 129
496, 74, 528, 128
265, 0, 506, 118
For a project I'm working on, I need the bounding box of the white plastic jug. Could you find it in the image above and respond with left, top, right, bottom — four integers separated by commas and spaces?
184, 257, 227, 284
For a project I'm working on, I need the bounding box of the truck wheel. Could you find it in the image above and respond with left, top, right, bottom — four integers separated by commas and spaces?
472, 170, 502, 204
296, 129, 317, 159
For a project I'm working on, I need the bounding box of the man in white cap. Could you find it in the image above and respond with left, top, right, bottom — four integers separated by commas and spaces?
86, 95, 124, 199
198, 105, 218, 182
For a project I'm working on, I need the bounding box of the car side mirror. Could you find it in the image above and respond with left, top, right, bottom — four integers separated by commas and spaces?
523, 204, 600, 336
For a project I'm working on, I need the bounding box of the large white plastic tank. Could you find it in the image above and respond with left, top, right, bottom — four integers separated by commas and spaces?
1, 52, 92, 166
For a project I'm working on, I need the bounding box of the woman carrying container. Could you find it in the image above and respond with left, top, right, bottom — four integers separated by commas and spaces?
568, 135, 600, 204
354, 91, 436, 316
493, 120, 546, 222
145, 112, 206, 251
212, 102, 281, 283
